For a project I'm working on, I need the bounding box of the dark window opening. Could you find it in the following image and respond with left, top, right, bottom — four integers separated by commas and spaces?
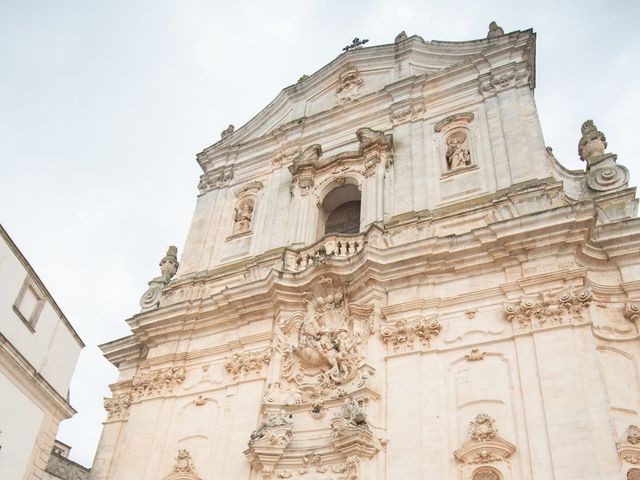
324, 200, 361, 235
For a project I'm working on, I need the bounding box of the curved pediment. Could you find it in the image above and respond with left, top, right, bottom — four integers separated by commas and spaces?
197, 29, 535, 169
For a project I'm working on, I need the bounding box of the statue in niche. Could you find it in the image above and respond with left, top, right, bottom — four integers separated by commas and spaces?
233, 199, 254, 233
445, 130, 472, 170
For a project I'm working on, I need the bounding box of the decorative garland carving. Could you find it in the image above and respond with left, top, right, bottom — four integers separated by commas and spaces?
380, 316, 442, 352
465, 348, 486, 361
103, 393, 131, 420
163, 449, 202, 480
225, 347, 272, 379
503, 286, 592, 332
454, 414, 515, 465
131, 366, 186, 398
619, 425, 640, 466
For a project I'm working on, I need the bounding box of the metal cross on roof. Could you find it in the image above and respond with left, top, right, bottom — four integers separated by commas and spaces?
342, 37, 369, 52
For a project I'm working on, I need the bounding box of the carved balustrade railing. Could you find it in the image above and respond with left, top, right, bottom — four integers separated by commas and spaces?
283, 233, 366, 272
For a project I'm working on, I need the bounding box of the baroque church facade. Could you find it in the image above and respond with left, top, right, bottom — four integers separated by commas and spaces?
90, 25, 640, 480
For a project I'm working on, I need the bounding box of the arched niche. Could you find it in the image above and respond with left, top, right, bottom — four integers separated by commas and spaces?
472, 466, 503, 480
317, 183, 362, 238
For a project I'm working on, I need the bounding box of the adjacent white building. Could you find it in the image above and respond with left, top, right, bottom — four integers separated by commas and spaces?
0, 224, 85, 480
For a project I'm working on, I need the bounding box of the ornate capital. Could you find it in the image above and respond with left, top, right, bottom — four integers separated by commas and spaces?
380, 316, 442, 352
224, 347, 272, 379
103, 393, 132, 421
197, 167, 234, 193
503, 286, 591, 332
478, 62, 531, 97
131, 366, 186, 398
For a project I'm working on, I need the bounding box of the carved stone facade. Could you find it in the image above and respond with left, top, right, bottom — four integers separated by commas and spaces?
92, 27, 639, 480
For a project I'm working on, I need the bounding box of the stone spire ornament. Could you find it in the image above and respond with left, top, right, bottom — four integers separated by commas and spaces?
139, 246, 180, 311
578, 119, 630, 192
578, 119, 607, 165
159, 246, 179, 283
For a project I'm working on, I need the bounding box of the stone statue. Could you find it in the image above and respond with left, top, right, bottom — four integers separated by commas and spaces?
233, 200, 254, 233
221, 124, 235, 139
578, 119, 607, 165
249, 409, 293, 442
395, 31, 408, 43
159, 246, 179, 284
487, 21, 504, 39
337, 398, 367, 426
445, 131, 471, 170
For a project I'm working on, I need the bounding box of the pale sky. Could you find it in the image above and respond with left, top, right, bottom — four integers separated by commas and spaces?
1, 0, 638, 467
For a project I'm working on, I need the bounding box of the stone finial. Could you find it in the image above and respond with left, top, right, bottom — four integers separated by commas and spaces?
395, 31, 408, 43
159, 246, 179, 284
578, 119, 607, 164
487, 21, 504, 39
221, 124, 234, 139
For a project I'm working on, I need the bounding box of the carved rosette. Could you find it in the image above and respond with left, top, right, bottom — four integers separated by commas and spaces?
131, 366, 186, 398
454, 414, 515, 465
619, 425, 640, 466
225, 347, 272, 379
380, 316, 442, 352
625, 302, 640, 323
586, 161, 629, 192
103, 393, 132, 421
503, 286, 592, 332
163, 449, 202, 480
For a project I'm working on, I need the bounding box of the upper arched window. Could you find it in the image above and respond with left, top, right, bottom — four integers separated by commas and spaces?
318, 184, 361, 237
325, 201, 361, 234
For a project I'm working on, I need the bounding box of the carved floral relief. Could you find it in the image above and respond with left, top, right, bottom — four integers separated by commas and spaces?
454, 414, 515, 465
225, 347, 272, 379
503, 286, 592, 332
103, 393, 132, 421
131, 366, 186, 398
335, 66, 364, 104
380, 316, 442, 352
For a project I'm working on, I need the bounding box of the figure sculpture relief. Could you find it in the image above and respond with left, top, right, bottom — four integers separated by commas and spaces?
487, 21, 504, 38
445, 130, 472, 170
233, 199, 254, 234
221, 124, 235, 139
249, 409, 293, 443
